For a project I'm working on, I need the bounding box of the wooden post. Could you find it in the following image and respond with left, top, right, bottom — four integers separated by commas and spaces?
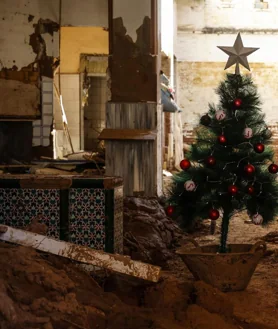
105, 0, 162, 197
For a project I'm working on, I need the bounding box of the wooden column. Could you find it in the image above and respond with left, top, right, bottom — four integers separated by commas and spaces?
102, 0, 162, 197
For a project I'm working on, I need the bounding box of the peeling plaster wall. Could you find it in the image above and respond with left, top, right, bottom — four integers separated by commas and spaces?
0, 0, 60, 119
0, 0, 108, 118
60, 27, 108, 74
0, 0, 59, 70
0, 0, 109, 161
0, 0, 108, 73
176, 0, 278, 142
177, 0, 278, 32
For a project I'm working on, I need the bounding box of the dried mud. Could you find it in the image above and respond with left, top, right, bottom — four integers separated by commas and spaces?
0, 197, 277, 329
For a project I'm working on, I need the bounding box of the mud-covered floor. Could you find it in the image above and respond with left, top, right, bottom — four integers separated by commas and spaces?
0, 194, 277, 329
0, 241, 277, 329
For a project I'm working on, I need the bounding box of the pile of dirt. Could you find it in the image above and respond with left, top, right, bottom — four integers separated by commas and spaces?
0, 241, 275, 329
123, 197, 184, 268
0, 242, 175, 329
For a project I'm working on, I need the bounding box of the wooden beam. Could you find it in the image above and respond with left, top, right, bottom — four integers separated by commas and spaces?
0, 225, 161, 282
98, 129, 157, 141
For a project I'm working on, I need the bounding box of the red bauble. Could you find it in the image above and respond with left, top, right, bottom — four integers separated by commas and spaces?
268, 163, 278, 174
244, 164, 255, 175
217, 135, 227, 145
228, 184, 238, 195
166, 205, 174, 216
234, 98, 242, 108
180, 159, 191, 171
209, 208, 220, 220
247, 185, 255, 195
206, 156, 216, 166
254, 143, 265, 153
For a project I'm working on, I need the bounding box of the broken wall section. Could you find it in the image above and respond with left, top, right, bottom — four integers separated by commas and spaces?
54, 27, 109, 157
0, 0, 60, 119
0, 0, 108, 119
0, 0, 109, 160
110, 0, 159, 102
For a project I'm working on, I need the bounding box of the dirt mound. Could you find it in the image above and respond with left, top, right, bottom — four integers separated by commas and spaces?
0, 241, 265, 329
123, 197, 184, 267
0, 242, 176, 329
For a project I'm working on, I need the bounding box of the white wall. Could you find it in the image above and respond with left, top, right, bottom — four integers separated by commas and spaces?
0, 0, 108, 71
177, 0, 278, 31
175, 0, 278, 131
0, 0, 59, 70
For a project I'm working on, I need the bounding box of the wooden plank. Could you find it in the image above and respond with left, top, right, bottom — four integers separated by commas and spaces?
99, 129, 157, 141
0, 225, 161, 282
20, 177, 72, 190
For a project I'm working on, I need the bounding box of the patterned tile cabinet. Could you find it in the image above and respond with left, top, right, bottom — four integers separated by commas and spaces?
0, 175, 123, 254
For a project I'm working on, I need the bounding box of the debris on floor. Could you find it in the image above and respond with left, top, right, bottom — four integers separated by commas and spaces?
0, 225, 161, 282
0, 241, 275, 329
123, 197, 184, 268
261, 231, 278, 244
0, 196, 277, 329
0, 152, 105, 176
163, 170, 173, 177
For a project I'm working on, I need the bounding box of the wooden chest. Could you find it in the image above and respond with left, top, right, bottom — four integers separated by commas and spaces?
0, 174, 123, 254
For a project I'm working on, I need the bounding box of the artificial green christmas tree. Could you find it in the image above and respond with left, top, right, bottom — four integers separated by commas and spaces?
168, 33, 278, 253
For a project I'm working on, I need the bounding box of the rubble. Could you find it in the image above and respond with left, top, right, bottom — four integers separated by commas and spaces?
123, 197, 184, 268
0, 225, 161, 282
0, 234, 277, 329
193, 281, 234, 317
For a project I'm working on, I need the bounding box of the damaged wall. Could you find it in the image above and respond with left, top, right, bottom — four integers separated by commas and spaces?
0, 0, 108, 119
110, 0, 158, 102
0, 0, 109, 161
176, 0, 278, 143
0, 0, 59, 118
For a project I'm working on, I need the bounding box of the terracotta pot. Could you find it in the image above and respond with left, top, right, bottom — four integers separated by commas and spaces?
176, 239, 266, 292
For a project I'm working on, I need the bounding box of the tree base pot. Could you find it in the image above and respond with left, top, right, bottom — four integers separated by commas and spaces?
176, 239, 266, 292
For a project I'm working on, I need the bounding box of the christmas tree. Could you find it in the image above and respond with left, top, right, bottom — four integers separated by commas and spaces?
168, 33, 278, 253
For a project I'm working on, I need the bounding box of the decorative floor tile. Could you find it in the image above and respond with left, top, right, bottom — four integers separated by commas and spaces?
69, 188, 106, 249
0, 189, 60, 239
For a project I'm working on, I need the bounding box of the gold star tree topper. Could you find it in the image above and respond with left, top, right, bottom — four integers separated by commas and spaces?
218, 33, 259, 75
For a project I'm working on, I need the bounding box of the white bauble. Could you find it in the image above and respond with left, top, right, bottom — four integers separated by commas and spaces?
215, 110, 226, 121
243, 127, 253, 139
184, 180, 196, 192
252, 213, 263, 225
